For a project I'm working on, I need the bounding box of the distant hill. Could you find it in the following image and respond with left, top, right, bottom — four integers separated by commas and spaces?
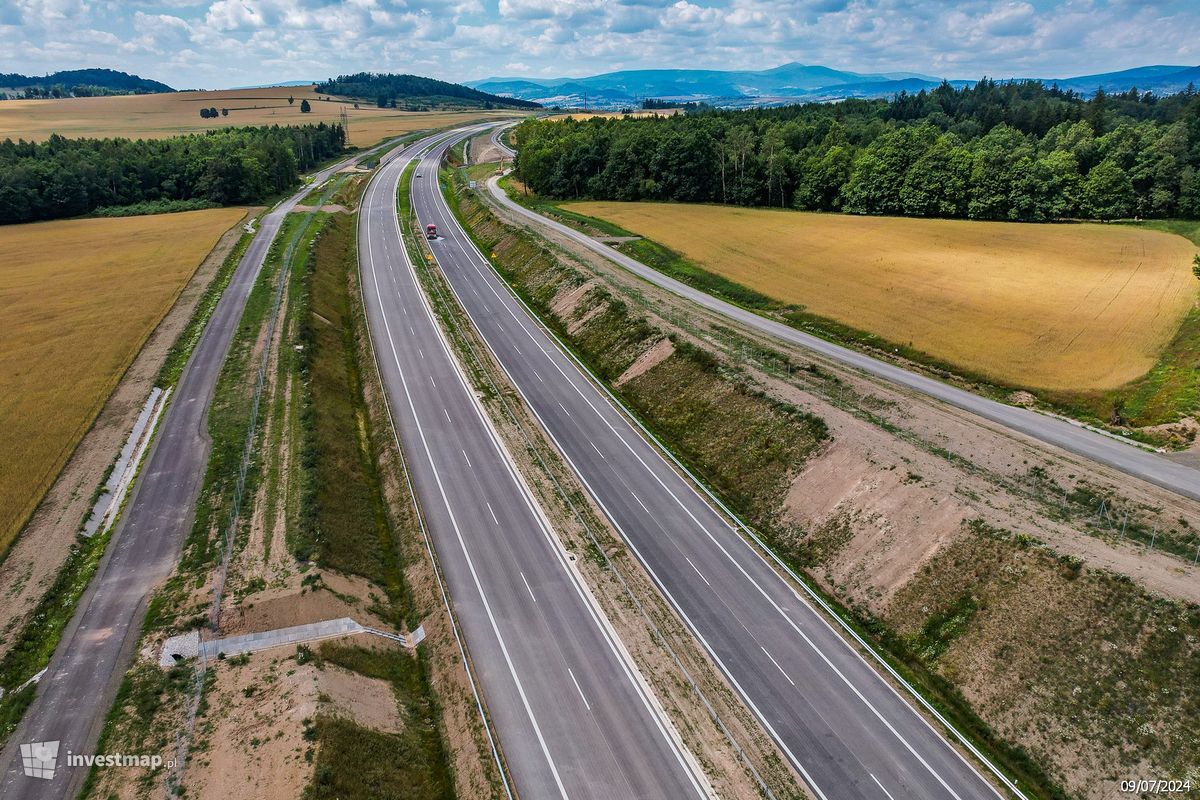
315, 72, 540, 110
0, 68, 173, 95
467, 61, 1200, 109
1045, 65, 1200, 95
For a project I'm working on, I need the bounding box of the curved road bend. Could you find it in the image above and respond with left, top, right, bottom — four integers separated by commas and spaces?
420, 135, 1006, 800
0, 134, 428, 800
359, 132, 710, 798
487, 178, 1200, 504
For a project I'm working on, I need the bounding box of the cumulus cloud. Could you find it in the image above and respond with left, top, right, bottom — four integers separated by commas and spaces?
1, 0, 1197, 89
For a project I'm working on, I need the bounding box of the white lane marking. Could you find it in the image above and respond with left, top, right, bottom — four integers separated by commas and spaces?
590, 441, 605, 460
761, 646, 795, 687
409, 324, 416, 335
486, 501, 499, 525
444, 407, 452, 424
872, 774, 899, 800
629, 490, 649, 513
558, 402, 570, 417
684, 556, 710, 587
462, 449, 472, 468
418, 346, 425, 359
520, 571, 537, 603
533, 369, 543, 383
567, 668, 591, 711
363, 163, 570, 799
429, 374, 437, 388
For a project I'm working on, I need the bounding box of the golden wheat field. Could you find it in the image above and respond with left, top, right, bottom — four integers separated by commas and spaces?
0, 207, 246, 553
0, 85, 527, 147
565, 202, 1200, 390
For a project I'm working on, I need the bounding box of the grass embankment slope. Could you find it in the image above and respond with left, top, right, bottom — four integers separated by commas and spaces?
0, 207, 245, 555
0, 85, 526, 147
563, 202, 1198, 393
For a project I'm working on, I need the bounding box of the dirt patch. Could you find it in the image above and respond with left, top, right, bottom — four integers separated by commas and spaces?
222, 572, 390, 637
319, 663, 404, 733
614, 337, 674, 387
0, 209, 257, 662
468, 132, 503, 165
185, 650, 321, 800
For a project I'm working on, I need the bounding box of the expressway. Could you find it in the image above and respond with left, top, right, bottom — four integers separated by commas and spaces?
487, 178, 1200, 504
416, 133, 1009, 800
0, 135, 411, 800
359, 131, 710, 798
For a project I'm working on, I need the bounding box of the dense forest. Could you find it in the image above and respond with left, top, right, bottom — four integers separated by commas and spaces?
0, 123, 345, 224
515, 80, 1200, 221
316, 72, 540, 110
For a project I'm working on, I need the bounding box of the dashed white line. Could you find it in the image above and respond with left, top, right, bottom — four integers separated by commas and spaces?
684, 556, 710, 587
872, 774, 899, 800
558, 402, 570, 417
486, 501, 499, 525
761, 646, 795, 687
462, 449, 472, 468
533, 369, 543, 383
444, 407, 452, 424
590, 441, 605, 460
567, 667, 591, 711
629, 490, 649, 513
521, 571, 537, 602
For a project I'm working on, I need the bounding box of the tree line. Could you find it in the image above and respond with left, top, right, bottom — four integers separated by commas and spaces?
0, 123, 346, 225
515, 80, 1200, 221
317, 71, 540, 110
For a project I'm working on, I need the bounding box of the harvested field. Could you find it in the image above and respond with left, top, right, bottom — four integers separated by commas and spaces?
563, 202, 1200, 391
0, 208, 245, 554
0, 85, 526, 148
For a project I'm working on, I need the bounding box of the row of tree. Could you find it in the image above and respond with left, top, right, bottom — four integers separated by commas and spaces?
515, 80, 1200, 221
0, 123, 346, 225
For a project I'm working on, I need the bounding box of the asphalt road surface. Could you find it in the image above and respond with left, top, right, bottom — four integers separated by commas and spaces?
359, 131, 710, 799
418, 136, 1010, 800
0, 136, 407, 800
488, 178, 1200, 504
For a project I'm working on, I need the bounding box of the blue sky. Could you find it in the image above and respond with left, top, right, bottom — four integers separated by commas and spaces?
2, 0, 1198, 89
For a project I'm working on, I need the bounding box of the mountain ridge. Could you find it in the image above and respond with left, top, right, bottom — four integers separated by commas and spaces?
466, 62, 1200, 108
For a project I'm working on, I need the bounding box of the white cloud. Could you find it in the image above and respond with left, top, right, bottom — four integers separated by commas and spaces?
0, 0, 1197, 89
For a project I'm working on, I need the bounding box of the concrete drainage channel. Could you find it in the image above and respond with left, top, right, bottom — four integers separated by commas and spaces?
81, 387, 171, 538
159, 619, 426, 666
